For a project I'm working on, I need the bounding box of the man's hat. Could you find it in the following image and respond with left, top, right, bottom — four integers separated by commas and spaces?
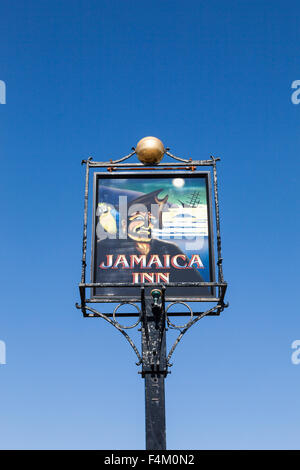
128, 189, 168, 211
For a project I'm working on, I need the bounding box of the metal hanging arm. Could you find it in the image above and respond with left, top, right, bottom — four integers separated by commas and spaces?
75, 302, 143, 366
166, 303, 226, 368
80, 148, 221, 169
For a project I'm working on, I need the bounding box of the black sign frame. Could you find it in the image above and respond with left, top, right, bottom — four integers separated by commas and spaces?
90, 171, 216, 303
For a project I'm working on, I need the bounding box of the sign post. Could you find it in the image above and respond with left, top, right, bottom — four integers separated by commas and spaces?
76, 136, 228, 450
142, 290, 167, 450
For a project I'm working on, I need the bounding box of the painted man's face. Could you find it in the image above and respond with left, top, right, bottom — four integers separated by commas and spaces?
127, 211, 158, 242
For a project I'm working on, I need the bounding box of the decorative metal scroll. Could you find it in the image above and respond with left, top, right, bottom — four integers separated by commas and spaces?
75, 301, 143, 365
75, 297, 228, 371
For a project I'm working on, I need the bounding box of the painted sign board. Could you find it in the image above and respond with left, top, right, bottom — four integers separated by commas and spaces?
91, 172, 215, 301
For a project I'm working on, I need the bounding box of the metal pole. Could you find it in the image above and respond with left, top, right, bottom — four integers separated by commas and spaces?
141, 297, 167, 450
81, 158, 91, 285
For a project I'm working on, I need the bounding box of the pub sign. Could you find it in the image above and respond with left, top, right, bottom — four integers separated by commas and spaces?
91, 172, 215, 301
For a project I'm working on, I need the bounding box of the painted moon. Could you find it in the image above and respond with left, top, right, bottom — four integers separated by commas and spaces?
172, 178, 185, 188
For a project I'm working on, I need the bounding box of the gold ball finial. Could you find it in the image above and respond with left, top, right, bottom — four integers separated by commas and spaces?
135, 136, 165, 165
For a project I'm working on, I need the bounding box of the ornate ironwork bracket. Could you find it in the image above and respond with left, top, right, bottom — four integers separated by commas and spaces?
81, 148, 221, 172
75, 284, 228, 374
75, 301, 143, 366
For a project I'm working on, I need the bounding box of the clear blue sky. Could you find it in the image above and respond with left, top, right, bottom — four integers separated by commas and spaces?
0, 0, 299, 450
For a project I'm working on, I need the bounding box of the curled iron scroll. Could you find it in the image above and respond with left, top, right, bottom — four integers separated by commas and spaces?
166, 301, 194, 329
113, 302, 142, 329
